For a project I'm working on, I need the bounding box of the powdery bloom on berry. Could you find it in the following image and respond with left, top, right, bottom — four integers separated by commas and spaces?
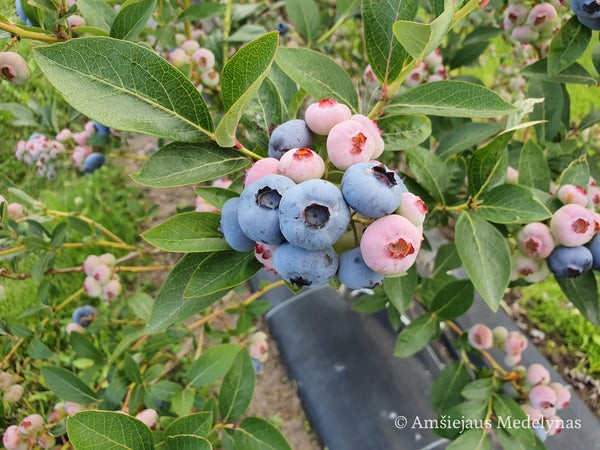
468, 324, 494, 350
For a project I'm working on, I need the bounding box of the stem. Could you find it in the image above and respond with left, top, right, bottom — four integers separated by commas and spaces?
116, 265, 172, 273
0, 245, 27, 257
315, 12, 352, 45
367, 61, 416, 119
235, 145, 263, 161
0, 21, 63, 43
188, 280, 286, 331
183, 0, 192, 40
46, 210, 127, 245
222, 0, 233, 67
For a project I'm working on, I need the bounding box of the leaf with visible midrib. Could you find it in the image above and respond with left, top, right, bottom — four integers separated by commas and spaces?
548, 16, 591, 76
41, 367, 100, 404
476, 185, 552, 224
67, 411, 154, 450
219, 349, 256, 422
110, 0, 157, 41
216, 32, 279, 147
34, 37, 214, 143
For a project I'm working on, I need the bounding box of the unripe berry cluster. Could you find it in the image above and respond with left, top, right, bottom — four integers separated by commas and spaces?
220, 99, 426, 290
0, 371, 24, 405
166, 35, 219, 89
404, 49, 447, 89
82, 254, 122, 302
2, 414, 55, 450
502, 2, 561, 45
467, 324, 570, 441
14, 134, 64, 180
0, 195, 25, 221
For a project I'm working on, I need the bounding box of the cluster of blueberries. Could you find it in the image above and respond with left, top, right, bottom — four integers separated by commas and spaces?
503, 2, 561, 44
2, 412, 56, 449
220, 99, 427, 290
468, 324, 571, 441
510, 179, 600, 281
166, 34, 219, 89
82, 253, 122, 302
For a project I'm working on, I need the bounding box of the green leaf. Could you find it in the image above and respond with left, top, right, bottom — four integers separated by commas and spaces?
461, 378, 498, 401
141, 212, 231, 252
73, 26, 111, 37
432, 242, 461, 278
467, 132, 511, 197
518, 140, 550, 192
187, 343, 242, 388
41, 367, 100, 403
233, 417, 292, 450
493, 393, 539, 445
580, 110, 600, 131
184, 251, 262, 298
131, 142, 249, 188
383, 266, 417, 314
393, 3, 454, 61
123, 354, 143, 385
387, 81, 516, 118
146, 253, 231, 334
435, 400, 488, 439
558, 157, 589, 188
446, 428, 491, 450
275, 47, 359, 112
593, 43, 600, 76
528, 81, 564, 142
110, 0, 157, 41
78, 0, 116, 31
219, 349, 256, 422
164, 412, 213, 438
548, 16, 591, 76
129, 293, 153, 322
34, 37, 214, 142
455, 212, 511, 312
430, 280, 474, 320
32, 252, 54, 283
166, 435, 212, 450
176, 2, 226, 23
171, 390, 195, 417
67, 411, 154, 449
436, 122, 502, 160
284, 0, 321, 43
394, 313, 440, 358
430, 361, 470, 414
476, 185, 552, 224
50, 222, 68, 249
193, 187, 239, 211
378, 115, 431, 150
27, 338, 53, 360
556, 271, 599, 326
70, 333, 104, 362
362, 0, 419, 84
351, 289, 388, 313
404, 147, 445, 202
522, 58, 597, 85
240, 77, 283, 152
216, 32, 279, 147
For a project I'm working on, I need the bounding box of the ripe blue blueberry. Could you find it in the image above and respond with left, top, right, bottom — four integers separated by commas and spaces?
279, 179, 351, 250
533, 422, 547, 442
83, 152, 105, 172
92, 122, 111, 137
252, 358, 264, 374
238, 174, 296, 245
341, 162, 407, 218
275, 22, 289, 35
273, 243, 339, 288
588, 233, 600, 270
268, 119, 314, 160
72, 305, 96, 328
220, 197, 255, 252
547, 245, 593, 278
337, 247, 385, 290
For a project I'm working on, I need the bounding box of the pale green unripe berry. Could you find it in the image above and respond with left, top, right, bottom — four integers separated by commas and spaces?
4, 384, 24, 403
0, 52, 31, 85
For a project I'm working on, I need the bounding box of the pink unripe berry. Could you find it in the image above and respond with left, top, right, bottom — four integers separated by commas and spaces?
278, 148, 325, 183
427, 74, 444, 83
195, 196, 218, 213
529, 385, 557, 409
550, 382, 571, 409
98, 253, 116, 267
525, 363, 550, 386
327, 120, 376, 170
56, 129, 72, 141
523, 261, 550, 283
103, 279, 121, 302
135, 409, 158, 429
180, 39, 200, 54
506, 166, 519, 184
67, 322, 86, 334
521, 404, 543, 424
527, 3, 558, 30
249, 331, 269, 363
0, 371, 15, 389
405, 64, 427, 88
244, 157, 280, 186
67, 14, 86, 31
19, 414, 45, 437
93, 264, 113, 284
546, 415, 562, 436
423, 49, 443, 68
192, 48, 215, 72
557, 184, 588, 206
84, 276, 102, 297
2, 426, 27, 450
7, 203, 23, 220
304, 99, 352, 135
4, 384, 24, 403
360, 214, 422, 275
351, 114, 385, 158
64, 402, 86, 415
254, 243, 277, 272
201, 69, 220, 88
73, 132, 88, 146
168, 48, 188, 67
517, 222, 555, 259
363, 65, 379, 87
468, 324, 494, 350
512, 25, 539, 42
396, 192, 428, 227
505, 4, 529, 26
0, 52, 31, 85
212, 177, 232, 189
504, 353, 522, 366
511, 253, 542, 280
48, 403, 66, 423
588, 185, 600, 210
550, 204, 596, 247
505, 330, 528, 356
84, 121, 96, 137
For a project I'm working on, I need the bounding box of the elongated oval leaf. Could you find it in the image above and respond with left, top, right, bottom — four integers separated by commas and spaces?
241, 77, 283, 152
404, 147, 445, 202
78, 0, 115, 31
216, 32, 279, 147
219, 349, 256, 422
67, 411, 154, 450
436, 122, 502, 160
131, 142, 250, 188
455, 212, 511, 311
518, 140, 550, 191
165, 412, 213, 438
176, 1, 226, 23
394, 313, 440, 357
193, 187, 239, 210
522, 58, 597, 85
383, 266, 417, 314
556, 271, 599, 326
476, 185, 552, 224
558, 157, 589, 188
34, 37, 214, 142
167, 435, 212, 450
233, 417, 292, 450
184, 251, 262, 298
41, 367, 100, 404
378, 115, 431, 150
142, 212, 231, 252
446, 428, 491, 450
430, 280, 474, 320
187, 344, 242, 388
548, 16, 591, 76
284, 0, 321, 43
430, 361, 469, 414
467, 132, 512, 197
110, 0, 157, 41
275, 47, 359, 112
387, 81, 516, 117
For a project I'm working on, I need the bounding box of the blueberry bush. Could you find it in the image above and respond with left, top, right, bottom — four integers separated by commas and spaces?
1, 0, 600, 448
